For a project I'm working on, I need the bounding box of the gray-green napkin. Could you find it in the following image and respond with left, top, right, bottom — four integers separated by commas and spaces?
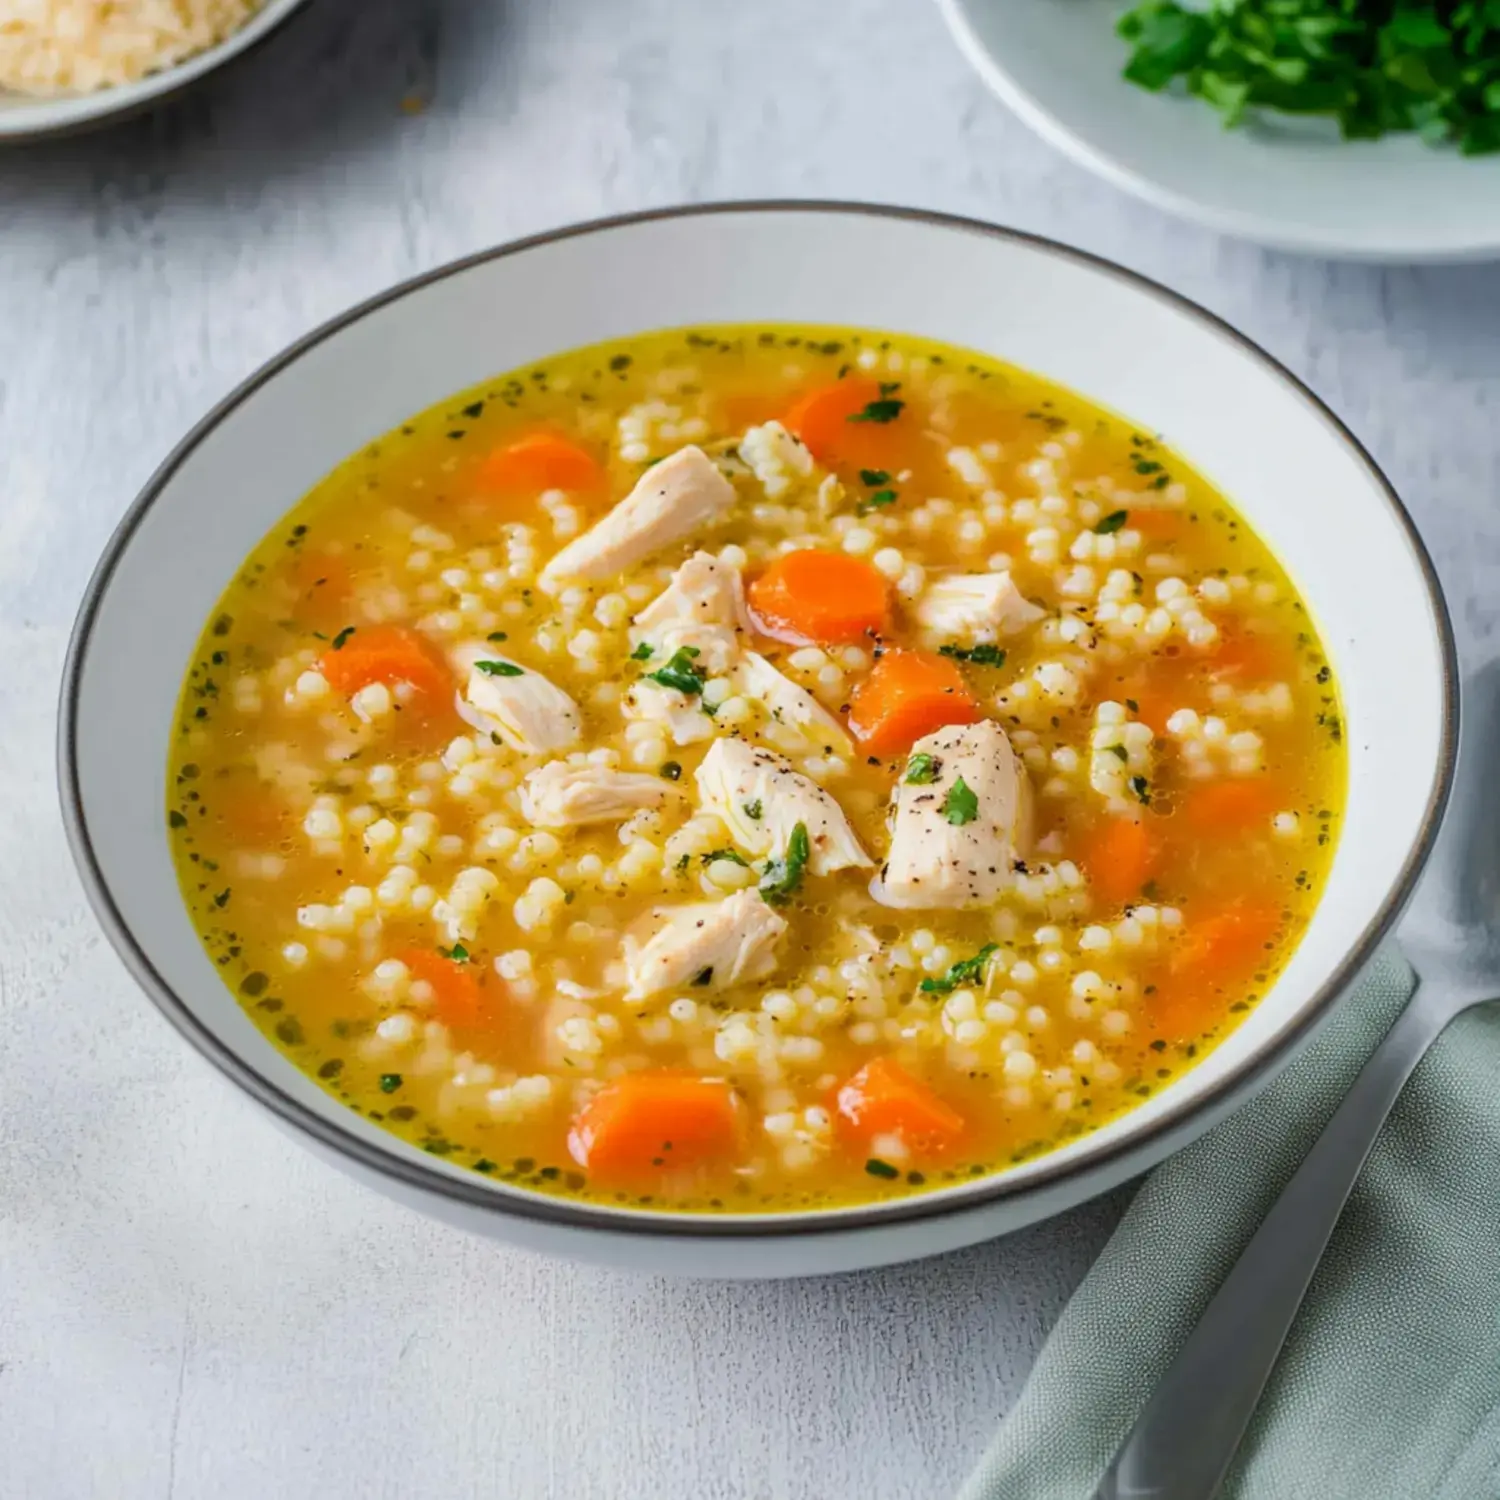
960, 949, 1500, 1500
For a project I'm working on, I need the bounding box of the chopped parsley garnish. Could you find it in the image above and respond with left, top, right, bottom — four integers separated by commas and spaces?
859, 468, 891, 486
938, 643, 1007, 667
1117, 1, 1500, 154
692, 966, 715, 986
661, 761, 683, 781
919, 944, 998, 995
379, 1073, 403, 1094
630, 641, 655, 661
439, 942, 470, 962
475, 659, 524, 677
758, 822, 811, 906
848, 383, 905, 424
1095, 510, 1129, 535
1131, 775, 1152, 805
330, 626, 356, 650
943, 776, 979, 826
865, 1158, 900, 1180
743, 799, 764, 821
675, 853, 691, 873
1133, 458, 1163, 475
905, 753, 940, 785
645, 645, 705, 696
486, 631, 508, 643
702, 849, 750, 867
864, 488, 899, 508
1126, 698, 1140, 713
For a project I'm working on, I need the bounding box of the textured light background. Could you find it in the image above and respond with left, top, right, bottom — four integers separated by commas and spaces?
3, 3, 1497, 1496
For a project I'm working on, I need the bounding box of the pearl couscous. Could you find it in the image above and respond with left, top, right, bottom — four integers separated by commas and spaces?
168, 325, 1343, 1212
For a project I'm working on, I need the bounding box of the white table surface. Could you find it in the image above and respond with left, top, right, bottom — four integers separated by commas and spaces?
4, 2, 1498, 1496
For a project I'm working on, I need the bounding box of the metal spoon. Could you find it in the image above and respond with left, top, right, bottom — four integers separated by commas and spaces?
1093, 660, 1489, 1500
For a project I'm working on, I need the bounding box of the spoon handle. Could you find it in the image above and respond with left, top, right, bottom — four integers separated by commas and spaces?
1093, 978, 1452, 1500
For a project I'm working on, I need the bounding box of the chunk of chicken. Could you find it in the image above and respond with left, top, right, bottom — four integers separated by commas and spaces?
695, 739, 872, 876
540, 446, 736, 583
735, 651, 850, 753
621, 678, 716, 746
874, 719, 1033, 910
913, 571, 1045, 642
623, 889, 788, 1001
452, 645, 581, 755
630, 550, 747, 675
521, 762, 674, 828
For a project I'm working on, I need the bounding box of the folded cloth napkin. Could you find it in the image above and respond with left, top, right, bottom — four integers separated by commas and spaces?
960, 949, 1500, 1500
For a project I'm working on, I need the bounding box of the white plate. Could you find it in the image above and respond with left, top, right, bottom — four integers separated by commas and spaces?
939, 0, 1500, 261
60, 204, 1456, 1276
0, 0, 308, 142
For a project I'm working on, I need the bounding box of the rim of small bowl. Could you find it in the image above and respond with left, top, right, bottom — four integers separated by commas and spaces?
0, 0, 310, 144
935, 0, 1500, 263
58, 201, 1459, 1241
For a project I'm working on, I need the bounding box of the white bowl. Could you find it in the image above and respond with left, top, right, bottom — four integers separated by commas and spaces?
0, 0, 308, 143
59, 204, 1456, 1276
938, 0, 1500, 261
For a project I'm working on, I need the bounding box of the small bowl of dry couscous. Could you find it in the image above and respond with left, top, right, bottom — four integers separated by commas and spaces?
0, 0, 310, 142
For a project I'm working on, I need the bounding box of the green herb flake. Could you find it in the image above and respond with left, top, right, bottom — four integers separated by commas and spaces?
475, 659, 524, 677
486, 631, 509, 643
859, 468, 891, 486
919, 944, 999, 995
848, 385, 905, 424
1116, 1, 1500, 154
379, 1073, 404, 1094
938, 643, 1007, 667
864, 489, 899, 508
1131, 775, 1152, 805
330, 625, 356, 650
758, 822, 811, 906
692, 966, 715, 987
743, 798, 763, 821
1095, 510, 1129, 535
168, 810, 188, 829
943, 776, 979, 826
905, 753, 940, 785
440, 942, 471, 963
865, 1157, 900, 1180
645, 645, 705, 696
630, 641, 655, 661
702, 849, 750, 868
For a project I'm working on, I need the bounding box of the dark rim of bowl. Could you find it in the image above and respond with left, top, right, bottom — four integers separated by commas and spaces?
57, 201, 1459, 1242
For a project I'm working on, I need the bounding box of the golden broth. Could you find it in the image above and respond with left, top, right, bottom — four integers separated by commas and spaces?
168, 324, 1343, 1212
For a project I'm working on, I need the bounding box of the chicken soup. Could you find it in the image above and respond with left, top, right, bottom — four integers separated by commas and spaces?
168, 325, 1344, 1212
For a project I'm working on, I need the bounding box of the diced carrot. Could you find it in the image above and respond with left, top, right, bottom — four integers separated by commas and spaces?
400, 948, 495, 1031
475, 432, 604, 496
1129, 688, 1179, 735
784, 377, 914, 471
1209, 629, 1289, 683
848, 648, 980, 755
568, 1072, 741, 1179
1182, 779, 1286, 833
1085, 816, 1157, 907
836, 1057, 965, 1157
318, 625, 451, 700
747, 549, 890, 646
1169, 901, 1284, 983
